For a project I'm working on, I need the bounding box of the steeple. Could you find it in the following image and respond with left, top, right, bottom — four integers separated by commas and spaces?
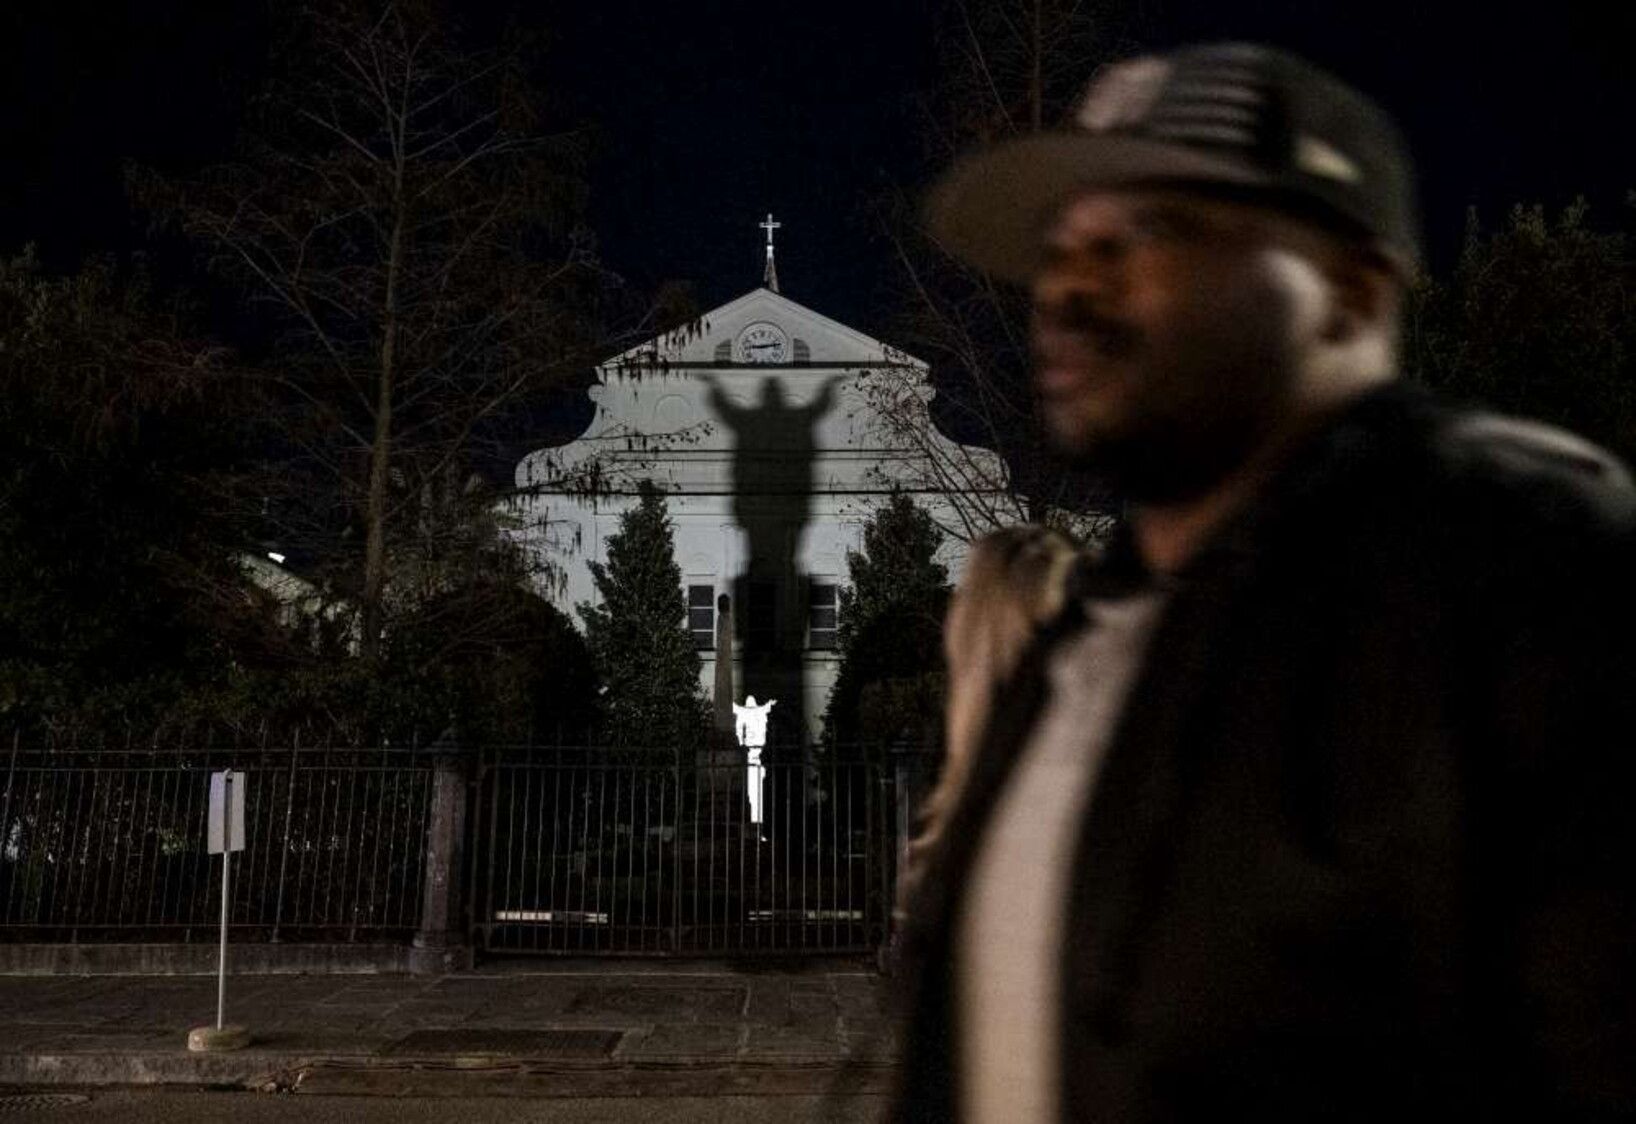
760, 212, 781, 293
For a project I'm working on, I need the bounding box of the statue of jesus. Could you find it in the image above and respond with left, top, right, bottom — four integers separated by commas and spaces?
732, 695, 776, 830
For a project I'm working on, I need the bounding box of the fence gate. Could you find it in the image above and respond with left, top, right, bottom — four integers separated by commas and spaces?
469, 748, 896, 956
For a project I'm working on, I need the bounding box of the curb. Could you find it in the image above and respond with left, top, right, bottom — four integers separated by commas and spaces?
0, 1049, 900, 1097
286, 1055, 901, 1097
0, 1050, 312, 1089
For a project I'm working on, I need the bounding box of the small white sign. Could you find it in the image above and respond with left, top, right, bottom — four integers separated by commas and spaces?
207, 771, 246, 854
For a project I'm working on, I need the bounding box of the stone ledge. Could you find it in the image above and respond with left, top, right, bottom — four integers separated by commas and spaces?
0, 943, 418, 976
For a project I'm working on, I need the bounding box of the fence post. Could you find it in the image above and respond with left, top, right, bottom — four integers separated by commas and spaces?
270, 730, 299, 943
671, 744, 683, 953
890, 742, 927, 889
0, 730, 18, 862
883, 741, 929, 972
410, 744, 473, 975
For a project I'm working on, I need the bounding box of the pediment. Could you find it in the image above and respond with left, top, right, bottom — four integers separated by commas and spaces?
604, 288, 925, 370
514, 286, 1004, 501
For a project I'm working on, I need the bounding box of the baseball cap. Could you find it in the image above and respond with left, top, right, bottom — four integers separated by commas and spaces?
926, 42, 1421, 282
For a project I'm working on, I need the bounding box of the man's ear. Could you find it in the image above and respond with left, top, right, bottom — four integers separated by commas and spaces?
1319, 251, 1398, 344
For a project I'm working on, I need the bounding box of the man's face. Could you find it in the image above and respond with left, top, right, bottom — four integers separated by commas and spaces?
1030, 187, 1319, 503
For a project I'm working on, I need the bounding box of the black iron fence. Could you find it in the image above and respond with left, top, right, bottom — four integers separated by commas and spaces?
0, 734, 937, 958
471, 748, 900, 956
0, 738, 435, 943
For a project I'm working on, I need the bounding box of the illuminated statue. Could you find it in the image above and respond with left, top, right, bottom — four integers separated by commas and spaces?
732, 695, 776, 828
734, 695, 775, 749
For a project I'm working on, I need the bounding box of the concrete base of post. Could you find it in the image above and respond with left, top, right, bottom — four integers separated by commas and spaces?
407, 934, 473, 976
187, 1024, 250, 1052
411, 751, 472, 977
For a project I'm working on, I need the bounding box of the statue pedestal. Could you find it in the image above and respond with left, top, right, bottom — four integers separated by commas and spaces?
693, 733, 746, 822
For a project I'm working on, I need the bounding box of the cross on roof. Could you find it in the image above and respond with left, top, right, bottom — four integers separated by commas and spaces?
760, 212, 782, 293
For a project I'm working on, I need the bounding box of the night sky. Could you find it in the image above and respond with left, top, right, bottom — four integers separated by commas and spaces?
5, 0, 1634, 345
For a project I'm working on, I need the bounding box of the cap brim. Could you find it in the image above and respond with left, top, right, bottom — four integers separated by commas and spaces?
925, 133, 1272, 283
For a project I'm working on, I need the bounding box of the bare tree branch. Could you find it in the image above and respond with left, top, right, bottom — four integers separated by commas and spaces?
150, 1, 606, 661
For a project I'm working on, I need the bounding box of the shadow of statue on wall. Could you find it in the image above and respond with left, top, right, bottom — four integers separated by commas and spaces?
701, 373, 841, 758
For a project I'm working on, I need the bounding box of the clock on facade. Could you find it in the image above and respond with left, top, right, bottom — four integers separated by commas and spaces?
735, 321, 789, 363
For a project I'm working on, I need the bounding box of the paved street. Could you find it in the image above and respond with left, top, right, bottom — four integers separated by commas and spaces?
0, 961, 900, 1096
0, 1089, 891, 1122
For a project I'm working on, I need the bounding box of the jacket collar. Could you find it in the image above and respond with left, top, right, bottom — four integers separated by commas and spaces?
1069, 380, 1434, 607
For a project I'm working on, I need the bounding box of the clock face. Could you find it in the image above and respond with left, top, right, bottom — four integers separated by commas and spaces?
736, 322, 789, 363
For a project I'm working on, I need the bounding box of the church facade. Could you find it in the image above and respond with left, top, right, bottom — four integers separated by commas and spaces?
510, 256, 1004, 749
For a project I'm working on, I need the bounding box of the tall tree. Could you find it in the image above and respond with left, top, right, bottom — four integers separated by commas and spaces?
822, 493, 952, 747
578, 482, 710, 750
0, 250, 261, 729
1406, 197, 1636, 461
141, 1, 604, 660
868, 0, 1132, 540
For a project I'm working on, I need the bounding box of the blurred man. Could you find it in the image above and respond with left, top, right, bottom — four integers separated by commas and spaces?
893, 42, 1636, 1123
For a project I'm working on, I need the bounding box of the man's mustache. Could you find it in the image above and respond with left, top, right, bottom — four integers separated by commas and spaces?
1033, 300, 1141, 361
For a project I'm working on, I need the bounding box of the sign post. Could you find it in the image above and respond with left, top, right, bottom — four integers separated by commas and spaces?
188, 770, 249, 1052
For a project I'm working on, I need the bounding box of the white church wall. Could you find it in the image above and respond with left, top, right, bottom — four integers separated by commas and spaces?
510, 286, 1002, 744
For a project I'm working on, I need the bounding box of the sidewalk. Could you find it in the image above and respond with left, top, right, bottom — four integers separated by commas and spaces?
0, 960, 901, 1097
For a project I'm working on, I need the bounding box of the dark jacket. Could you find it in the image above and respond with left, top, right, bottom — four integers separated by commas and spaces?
893, 384, 1636, 1123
